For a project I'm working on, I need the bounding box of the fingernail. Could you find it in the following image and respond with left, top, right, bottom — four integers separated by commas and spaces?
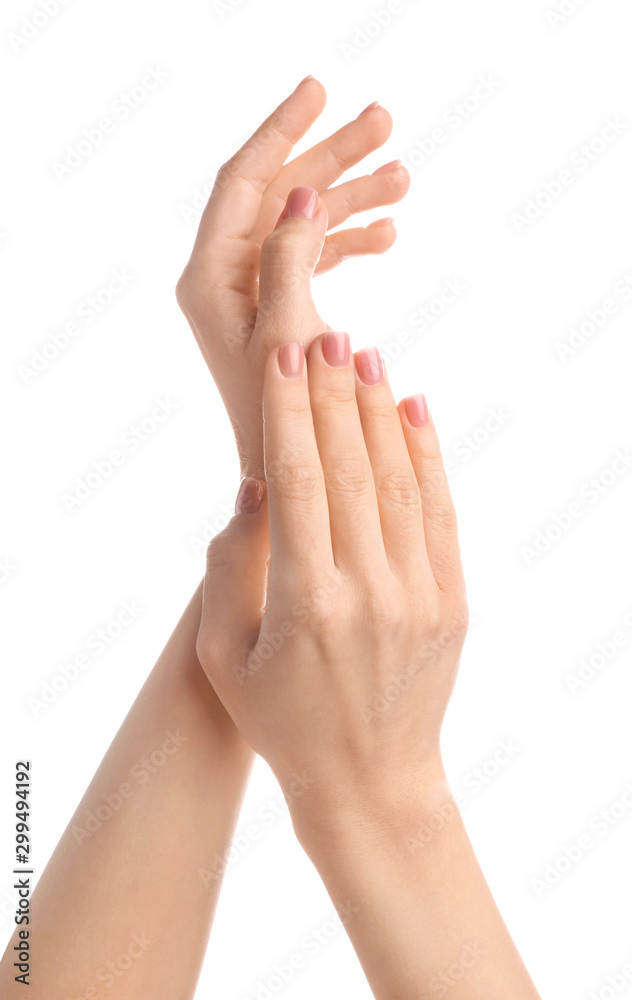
235, 477, 263, 515
372, 159, 402, 175
405, 394, 429, 428
355, 348, 384, 386
322, 331, 350, 368
360, 101, 380, 115
367, 217, 394, 228
299, 74, 314, 84
283, 186, 319, 220
279, 342, 305, 378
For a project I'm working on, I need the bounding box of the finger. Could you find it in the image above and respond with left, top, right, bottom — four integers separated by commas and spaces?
251, 102, 394, 242
194, 76, 327, 252
353, 350, 434, 583
199, 479, 269, 673
254, 186, 328, 349
307, 332, 387, 573
315, 218, 397, 274
398, 396, 466, 596
320, 160, 410, 229
263, 343, 333, 573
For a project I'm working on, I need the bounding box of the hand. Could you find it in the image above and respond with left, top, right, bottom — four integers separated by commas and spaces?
176, 77, 410, 478
196, 331, 469, 833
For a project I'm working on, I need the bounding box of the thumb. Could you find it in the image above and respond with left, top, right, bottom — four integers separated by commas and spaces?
197, 478, 269, 686
255, 186, 328, 345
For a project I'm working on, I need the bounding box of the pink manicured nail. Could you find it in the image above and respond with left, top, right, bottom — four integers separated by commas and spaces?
278, 342, 304, 378
360, 101, 380, 115
235, 477, 263, 515
322, 331, 350, 368
372, 159, 402, 175
299, 75, 314, 85
367, 217, 394, 228
355, 348, 384, 386
405, 394, 429, 428
283, 186, 319, 219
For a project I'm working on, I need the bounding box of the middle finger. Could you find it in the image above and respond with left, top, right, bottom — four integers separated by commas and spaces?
307, 332, 387, 573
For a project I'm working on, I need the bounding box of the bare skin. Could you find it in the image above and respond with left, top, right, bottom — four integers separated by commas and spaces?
197, 335, 543, 1000
1, 78, 542, 999
0, 80, 408, 997
176, 75, 410, 478
0, 586, 252, 999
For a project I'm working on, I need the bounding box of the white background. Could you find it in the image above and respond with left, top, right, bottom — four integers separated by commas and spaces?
1, 0, 632, 996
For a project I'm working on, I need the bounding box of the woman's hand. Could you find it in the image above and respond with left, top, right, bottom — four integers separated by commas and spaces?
176, 77, 410, 478
197, 331, 468, 826
196, 340, 542, 1000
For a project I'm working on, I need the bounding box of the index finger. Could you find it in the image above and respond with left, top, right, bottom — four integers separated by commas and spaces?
194, 77, 327, 251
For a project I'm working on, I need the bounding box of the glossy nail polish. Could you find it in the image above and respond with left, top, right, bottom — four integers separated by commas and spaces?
322, 331, 350, 367
372, 159, 402, 175
235, 477, 263, 515
279, 342, 305, 378
405, 394, 429, 428
355, 347, 384, 386
283, 186, 319, 219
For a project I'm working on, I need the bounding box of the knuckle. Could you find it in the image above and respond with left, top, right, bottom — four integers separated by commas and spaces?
261, 227, 303, 260
265, 117, 294, 147
419, 466, 448, 497
260, 236, 309, 289
416, 594, 443, 633
446, 593, 469, 638
316, 382, 357, 409
214, 158, 237, 190
361, 585, 405, 632
194, 630, 208, 668
422, 490, 458, 531
175, 270, 193, 313
287, 568, 345, 630
204, 522, 250, 572
306, 594, 337, 631
269, 463, 322, 504
326, 143, 347, 173
377, 468, 421, 512
326, 458, 373, 499
364, 399, 399, 422
175, 262, 211, 318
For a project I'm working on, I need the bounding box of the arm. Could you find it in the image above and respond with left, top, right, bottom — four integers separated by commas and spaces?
0, 586, 252, 999
294, 777, 537, 999
1, 82, 408, 995
196, 333, 542, 999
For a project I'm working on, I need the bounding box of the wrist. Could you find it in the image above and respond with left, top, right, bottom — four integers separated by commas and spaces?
288, 757, 453, 863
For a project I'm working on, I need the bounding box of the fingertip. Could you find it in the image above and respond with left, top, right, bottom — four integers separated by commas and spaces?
276, 187, 328, 235
367, 216, 395, 229
400, 394, 430, 429
361, 102, 393, 140
235, 477, 266, 516
281, 186, 319, 220
295, 75, 327, 110
359, 101, 393, 124
278, 341, 305, 379
354, 346, 385, 386
372, 158, 401, 176
366, 218, 397, 253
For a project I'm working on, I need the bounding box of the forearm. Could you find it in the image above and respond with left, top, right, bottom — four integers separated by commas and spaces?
0, 584, 253, 999
292, 771, 541, 1000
